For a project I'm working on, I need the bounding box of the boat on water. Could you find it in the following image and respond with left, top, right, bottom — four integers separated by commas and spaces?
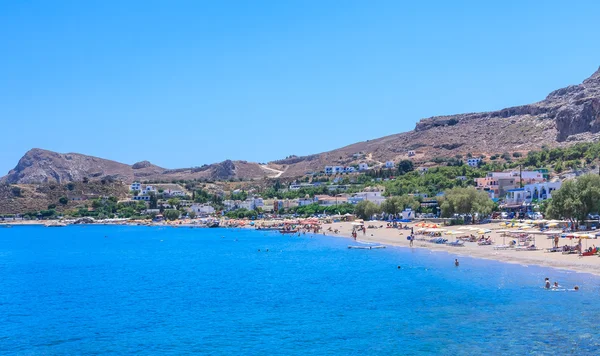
279, 229, 299, 234
256, 227, 281, 231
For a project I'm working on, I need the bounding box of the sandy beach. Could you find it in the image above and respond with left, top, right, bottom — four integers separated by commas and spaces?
321, 220, 600, 276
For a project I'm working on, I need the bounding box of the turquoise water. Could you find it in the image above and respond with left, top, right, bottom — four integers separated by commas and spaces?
1, 226, 599, 355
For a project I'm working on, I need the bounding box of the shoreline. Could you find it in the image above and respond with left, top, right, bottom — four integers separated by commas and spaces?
321, 221, 600, 277
4, 219, 600, 277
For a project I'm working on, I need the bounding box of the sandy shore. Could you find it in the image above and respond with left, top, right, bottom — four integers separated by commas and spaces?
321, 221, 600, 277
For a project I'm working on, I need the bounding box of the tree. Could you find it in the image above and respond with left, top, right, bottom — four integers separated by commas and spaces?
163, 209, 180, 221
439, 187, 495, 219
381, 196, 420, 215
397, 160, 414, 175
546, 174, 600, 224
354, 201, 381, 220
188, 211, 197, 219
59, 197, 69, 205
167, 198, 181, 209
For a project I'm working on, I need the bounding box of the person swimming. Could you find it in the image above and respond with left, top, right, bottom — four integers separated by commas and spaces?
544, 278, 551, 289
552, 282, 560, 289
574, 286, 579, 291
454, 259, 459, 267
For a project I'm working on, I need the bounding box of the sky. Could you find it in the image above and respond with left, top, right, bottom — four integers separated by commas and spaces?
1, 0, 599, 175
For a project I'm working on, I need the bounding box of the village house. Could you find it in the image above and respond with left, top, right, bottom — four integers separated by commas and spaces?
358, 163, 369, 171
385, 161, 394, 169
467, 158, 481, 167
130, 182, 142, 191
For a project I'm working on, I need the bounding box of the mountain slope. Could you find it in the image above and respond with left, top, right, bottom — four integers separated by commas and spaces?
0, 149, 277, 184
273, 67, 600, 177
3, 67, 600, 183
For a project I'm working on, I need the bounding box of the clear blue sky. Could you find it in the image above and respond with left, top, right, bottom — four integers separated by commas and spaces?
1, 0, 599, 175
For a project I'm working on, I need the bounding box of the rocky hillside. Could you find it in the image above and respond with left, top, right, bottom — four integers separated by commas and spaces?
272, 66, 600, 177
2, 67, 600, 183
1, 149, 279, 184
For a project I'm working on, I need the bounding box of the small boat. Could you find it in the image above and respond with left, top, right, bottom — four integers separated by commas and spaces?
348, 245, 386, 249
279, 229, 299, 234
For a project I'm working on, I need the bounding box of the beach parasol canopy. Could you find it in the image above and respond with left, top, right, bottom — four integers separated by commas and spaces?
445, 230, 460, 235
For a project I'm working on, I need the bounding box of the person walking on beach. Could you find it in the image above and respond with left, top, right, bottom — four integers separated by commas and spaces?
554, 235, 559, 248
409, 235, 414, 247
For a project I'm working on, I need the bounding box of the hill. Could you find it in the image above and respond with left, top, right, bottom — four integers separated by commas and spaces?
272, 67, 600, 177
0, 149, 280, 184
2, 66, 600, 184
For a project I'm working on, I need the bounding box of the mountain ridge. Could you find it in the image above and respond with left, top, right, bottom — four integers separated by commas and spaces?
3, 67, 600, 184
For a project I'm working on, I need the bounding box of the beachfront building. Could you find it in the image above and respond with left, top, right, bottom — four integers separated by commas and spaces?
385, 161, 395, 169
504, 182, 561, 206
298, 197, 315, 206
314, 195, 349, 206
348, 187, 386, 205
189, 204, 215, 216
467, 158, 481, 167
475, 171, 547, 197
130, 182, 142, 191
358, 163, 369, 171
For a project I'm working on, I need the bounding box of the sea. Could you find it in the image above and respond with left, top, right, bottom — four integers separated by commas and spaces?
1, 225, 599, 355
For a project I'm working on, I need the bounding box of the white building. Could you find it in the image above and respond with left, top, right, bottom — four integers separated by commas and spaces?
348, 187, 386, 205
408, 150, 416, 157
132, 195, 150, 201
385, 161, 395, 169
358, 163, 369, 171
189, 204, 215, 215
504, 182, 561, 206
144, 186, 157, 194
345, 166, 355, 173
324, 166, 333, 175
467, 158, 481, 167
165, 189, 185, 197
130, 182, 142, 191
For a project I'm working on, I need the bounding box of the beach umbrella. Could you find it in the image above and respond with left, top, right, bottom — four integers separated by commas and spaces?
546, 222, 559, 228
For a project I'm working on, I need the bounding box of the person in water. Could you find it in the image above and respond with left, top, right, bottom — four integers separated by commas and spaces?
454, 259, 459, 267
552, 282, 560, 289
544, 278, 551, 289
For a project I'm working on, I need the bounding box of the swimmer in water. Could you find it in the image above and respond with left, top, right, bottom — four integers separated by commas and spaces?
397, 266, 401, 269
544, 278, 551, 289
574, 286, 579, 291
454, 259, 459, 267
552, 282, 560, 289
